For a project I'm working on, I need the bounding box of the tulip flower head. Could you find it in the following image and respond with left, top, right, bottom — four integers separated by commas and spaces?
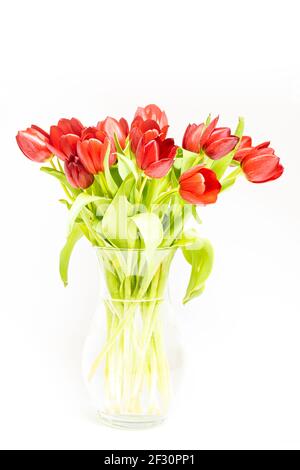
130, 104, 169, 154
77, 137, 111, 175
16, 126, 52, 163
179, 165, 221, 205
134, 104, 168, 131
47, 117, 84, 161
182, 123, 205, 153
97, 117, 129, 150
241, 148, 284, 183
136, 136, 177, 178
130, 117, 167, 153
183, 116, 239, 160
234, 136, 271, 163
65, 156, 94, 189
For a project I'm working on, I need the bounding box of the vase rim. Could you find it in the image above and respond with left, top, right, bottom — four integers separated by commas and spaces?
95, 246, 177, 253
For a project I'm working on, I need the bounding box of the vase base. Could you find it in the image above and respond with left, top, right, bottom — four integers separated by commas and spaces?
97, 411, 166, 430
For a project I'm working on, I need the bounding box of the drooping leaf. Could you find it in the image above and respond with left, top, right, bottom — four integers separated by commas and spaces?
68, 193, 104, 235
59, 199, 72, 210
40, 167, 68, 186
59, 223, 83, 287
182, 234, 214, 304
40, 166, 80, 196
211, 117, 245, 179
192, 205, 202, 224
130, 212, 163, 250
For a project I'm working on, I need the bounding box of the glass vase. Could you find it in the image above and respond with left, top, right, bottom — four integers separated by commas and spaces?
82, 247, 183, 429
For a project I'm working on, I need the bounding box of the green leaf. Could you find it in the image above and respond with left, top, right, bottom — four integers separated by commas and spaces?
205, 113, 211, 126
130, 212, 163, 250
40, 167, 79, 195
211, 117, 245, 179
113, 133, 124, 155
117, 153, 138, 181
59, 223, 83, 287
181, 148, 199, 174
101, 175, 135, 248
102, 195, 133, 247
221, 167, 242, 192
182, 234, 214, 304
68, 193, 104, 235
94, 197, 111, 217
172, 228, 198, 247
59, 199, 72, 210
104, 143, 118, 196
192, 205, 202, 224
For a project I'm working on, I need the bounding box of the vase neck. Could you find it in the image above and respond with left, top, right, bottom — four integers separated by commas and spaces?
96, 248, 176, 302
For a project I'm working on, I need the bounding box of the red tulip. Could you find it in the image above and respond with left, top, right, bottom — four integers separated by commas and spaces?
182, 116, 238, 160
202, 118, 239, 160
48, 118, 84, 161
65, 156, 94, 189
77, 137, 112, 174
179, 165, 221, 205
56, 133, 94, 188
182, 123, 205, 153
16, 126, 53, 163
134, 104, 168, 131
234, 136, 272, 163
97, 117, 129, 150
241, 148, 284, 183
136, 136, 177, 178
81, 126, 107, 141
130, 117, 166, 153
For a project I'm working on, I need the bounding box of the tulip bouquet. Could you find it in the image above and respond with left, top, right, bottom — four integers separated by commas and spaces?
16, 104, 284, 425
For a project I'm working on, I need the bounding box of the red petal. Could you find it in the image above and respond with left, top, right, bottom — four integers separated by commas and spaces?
70, 117, 84, 135
199, 116, 219, 147
77, 140, 94, 173
50, 126, 63, 149
31, 125, 50, 139
57, 119, 73, 134
179, 164, 206, 183
239, 136, 252, 149
180, 172, 206, 195
256, 141, 270, 150
159, 138, 176, 159
242, 154, 284, 183
136, 137, 146, 169
16, 131, 52, 163
204, 136, 239, 159
182, 123, 204, 153
141, 119, 160, 133
143, 140, 159, 169
89, 138, 104, 173
210, 127, 231, 140
145, 158, 174, 178
60, 134, 80, 159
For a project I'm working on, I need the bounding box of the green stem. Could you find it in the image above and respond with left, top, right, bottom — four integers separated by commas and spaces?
98, 172, 110, 198
137, 175, 148, 203
153, 187, 179, 206
50, 158, 74, 201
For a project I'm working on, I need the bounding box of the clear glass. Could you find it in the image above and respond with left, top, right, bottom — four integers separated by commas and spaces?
82, 247, 183, 429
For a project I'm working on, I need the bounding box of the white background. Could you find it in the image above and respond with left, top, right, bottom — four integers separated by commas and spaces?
0, 0, 299, 450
